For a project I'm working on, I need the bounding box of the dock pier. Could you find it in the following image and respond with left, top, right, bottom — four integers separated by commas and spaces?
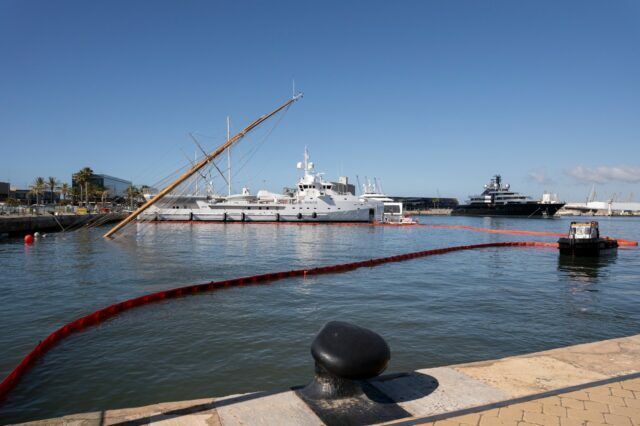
14, 333, 640, 425
0, 212, 126, 236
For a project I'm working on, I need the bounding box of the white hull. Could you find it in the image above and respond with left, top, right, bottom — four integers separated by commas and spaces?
139, 148, 383, 224
141, 207, 375, 222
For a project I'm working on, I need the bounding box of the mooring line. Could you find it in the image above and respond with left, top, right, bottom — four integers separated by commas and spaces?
0, 241, 558, 403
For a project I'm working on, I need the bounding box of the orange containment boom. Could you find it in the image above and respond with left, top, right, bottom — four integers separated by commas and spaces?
0, 241, 556, 402
419, 224, 638, 247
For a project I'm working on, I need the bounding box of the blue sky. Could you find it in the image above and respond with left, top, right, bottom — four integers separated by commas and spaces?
1, 0, 639, 201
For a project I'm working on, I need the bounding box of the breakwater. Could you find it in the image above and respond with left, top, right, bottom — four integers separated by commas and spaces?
0, 213, 126, 236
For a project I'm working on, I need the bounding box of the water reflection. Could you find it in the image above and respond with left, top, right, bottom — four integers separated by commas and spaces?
557, 253, 617, 284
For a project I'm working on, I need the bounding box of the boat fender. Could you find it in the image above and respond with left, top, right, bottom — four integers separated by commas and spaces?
222, 212, 227, 222
312, 212, 317, 219
241, 212, 246, 222
297, 213, 303, 220
275, 213, 280, 222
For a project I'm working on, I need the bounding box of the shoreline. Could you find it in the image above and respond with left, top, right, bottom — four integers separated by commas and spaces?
13, 333, 640, 425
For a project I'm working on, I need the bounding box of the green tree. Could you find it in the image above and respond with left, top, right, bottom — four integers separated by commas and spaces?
126, 185, 141, 210
69, 186, 80, 204
99, 188, 111, 208
86, 183, 105, 206
73, 167, 93, 206
58, 182, 70, 202
29, 177, 46, 205
47, 176, 58, 204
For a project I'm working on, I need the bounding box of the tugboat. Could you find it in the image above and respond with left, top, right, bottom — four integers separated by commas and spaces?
451, 174, 565, 217
558, 221, 618, 256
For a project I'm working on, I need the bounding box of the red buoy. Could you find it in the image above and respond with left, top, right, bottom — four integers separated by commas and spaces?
24, 234, 34, 244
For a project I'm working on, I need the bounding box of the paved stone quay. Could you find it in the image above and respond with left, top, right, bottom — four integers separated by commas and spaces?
394, 377, 640, 426
14, 334, 640, 425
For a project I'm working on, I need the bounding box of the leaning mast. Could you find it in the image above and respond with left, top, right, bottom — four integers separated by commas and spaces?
104, 93, 303, 238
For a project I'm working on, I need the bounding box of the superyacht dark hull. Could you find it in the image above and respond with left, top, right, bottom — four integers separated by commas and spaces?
451, 202, 565, 217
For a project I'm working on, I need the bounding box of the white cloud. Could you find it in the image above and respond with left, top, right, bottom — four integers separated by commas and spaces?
567, 165, 640, 184
527, 168, 554, 185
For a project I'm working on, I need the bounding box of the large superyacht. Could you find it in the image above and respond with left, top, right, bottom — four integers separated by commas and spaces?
140, 148, 384, 223
452, 174, 565, 217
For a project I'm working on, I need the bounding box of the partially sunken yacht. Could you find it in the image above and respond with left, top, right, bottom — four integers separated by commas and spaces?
359, 178, 416, 224
104, 94, 385, 238
140, 148, 384, 223
452, 174, 565, 217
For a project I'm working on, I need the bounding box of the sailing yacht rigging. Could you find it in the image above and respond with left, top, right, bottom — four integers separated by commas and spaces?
140, 147, 384, 223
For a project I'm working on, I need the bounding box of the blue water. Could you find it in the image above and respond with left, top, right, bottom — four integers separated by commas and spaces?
0, 216, 639, 424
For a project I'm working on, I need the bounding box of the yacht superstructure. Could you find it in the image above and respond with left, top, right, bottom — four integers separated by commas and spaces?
359, 178, 415, 224
452, 174, 565, 217
140, 148, 384, 223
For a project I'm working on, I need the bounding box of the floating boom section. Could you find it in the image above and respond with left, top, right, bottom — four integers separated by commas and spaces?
103, 93, 302, 238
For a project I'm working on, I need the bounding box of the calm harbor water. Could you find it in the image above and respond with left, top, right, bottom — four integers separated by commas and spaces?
1, 216, 639, 423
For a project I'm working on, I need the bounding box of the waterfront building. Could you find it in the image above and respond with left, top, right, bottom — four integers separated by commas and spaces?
391, 196, 459, 211
0, 182, 9, 201
9, 188, 60, 204
72, 174, 132, 199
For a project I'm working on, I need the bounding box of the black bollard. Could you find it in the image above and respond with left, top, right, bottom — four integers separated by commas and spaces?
297, 321, 412, 424
300, 321, 390, 400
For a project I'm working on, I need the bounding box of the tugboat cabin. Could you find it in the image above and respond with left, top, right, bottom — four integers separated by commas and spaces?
558, 221, 618, 256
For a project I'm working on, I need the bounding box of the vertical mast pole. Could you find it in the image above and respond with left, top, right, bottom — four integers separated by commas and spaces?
227, 116, 231, 197
195, 150, 198, 195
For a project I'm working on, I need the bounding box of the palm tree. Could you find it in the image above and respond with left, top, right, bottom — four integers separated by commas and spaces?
73, 167, 93, 206
47, 177, 58, 204
100, 189, 111, 209
29, 177, 46, 206
58, 183, 70, 202
86, 183, 105, 208
126, 185, 140, 210
69, 186, 80, 204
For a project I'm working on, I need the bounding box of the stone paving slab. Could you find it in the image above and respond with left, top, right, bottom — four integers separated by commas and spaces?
372, 368, 510, 416
12, 334, 640, 426
214, 391, 322, 426
453, 335, 640, 398
400, 376, 640, 426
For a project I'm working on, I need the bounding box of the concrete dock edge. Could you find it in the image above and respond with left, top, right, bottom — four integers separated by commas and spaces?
11, 334, 640, 425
